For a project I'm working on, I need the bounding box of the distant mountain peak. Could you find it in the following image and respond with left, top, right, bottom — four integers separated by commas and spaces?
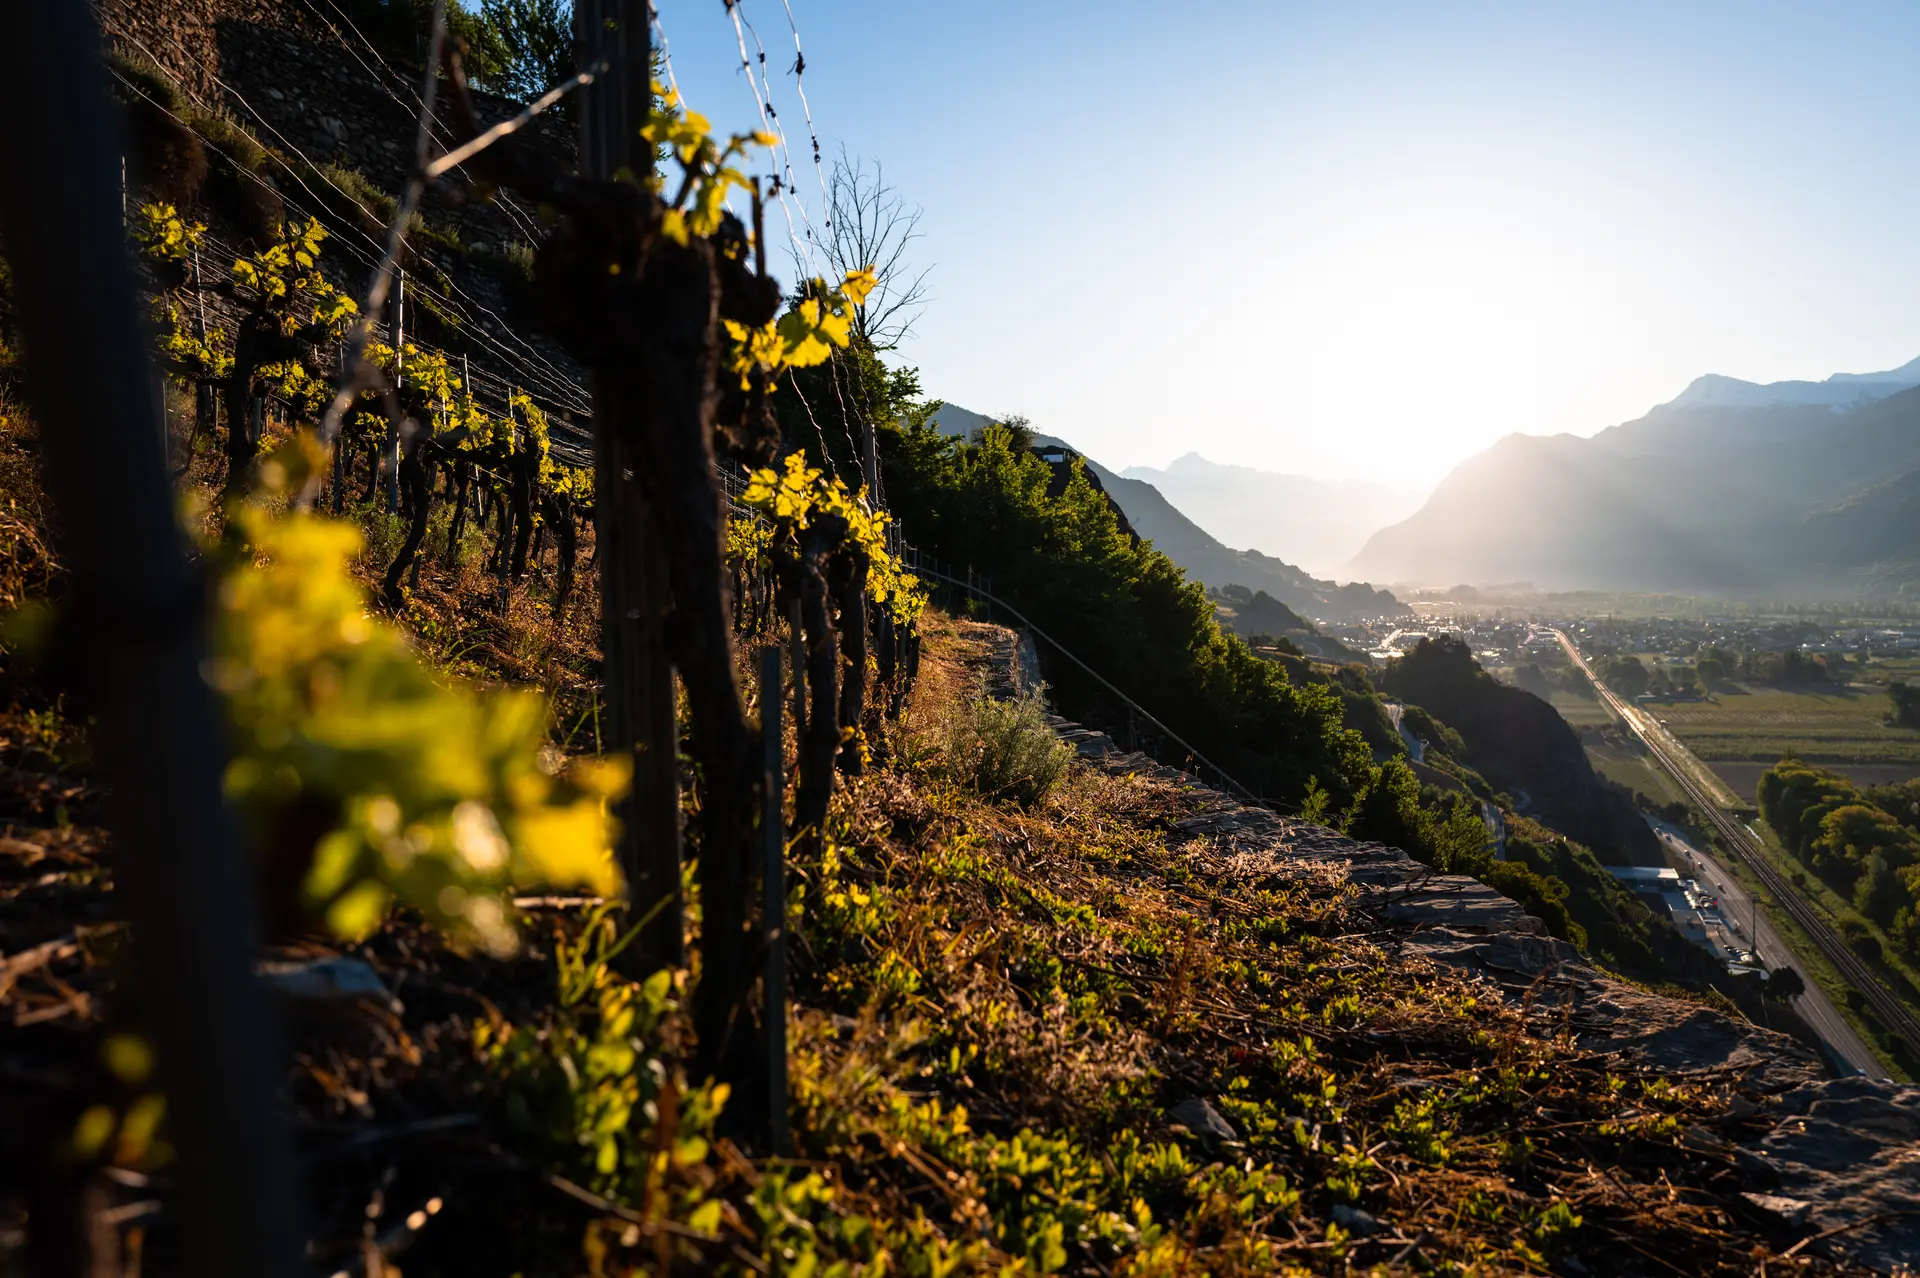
926, 404, 1408, 619
1163, 451, 1217, 473
1349, 365, 1920, 595
1665, 358, 1920, 410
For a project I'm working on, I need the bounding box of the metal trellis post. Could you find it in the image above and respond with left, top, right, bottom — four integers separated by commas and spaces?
385, 269, 405, 512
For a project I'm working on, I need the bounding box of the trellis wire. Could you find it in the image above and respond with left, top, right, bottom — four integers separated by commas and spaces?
106, 29, 594, 416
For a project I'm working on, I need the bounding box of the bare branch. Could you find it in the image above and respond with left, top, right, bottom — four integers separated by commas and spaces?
820, 150, 932, 350
425, 61, 604, 179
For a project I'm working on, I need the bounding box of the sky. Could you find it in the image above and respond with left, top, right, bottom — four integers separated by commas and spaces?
659, 0, 1920, 489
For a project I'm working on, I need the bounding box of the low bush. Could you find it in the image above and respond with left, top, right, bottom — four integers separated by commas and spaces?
1483, 860, 1587, 951
945, 688, 1072, 807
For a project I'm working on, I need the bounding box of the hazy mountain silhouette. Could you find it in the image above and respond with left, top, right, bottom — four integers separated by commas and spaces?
927, 405, 1408, 621
1118, 454, 1425, 577
1348, 360, 1920, 597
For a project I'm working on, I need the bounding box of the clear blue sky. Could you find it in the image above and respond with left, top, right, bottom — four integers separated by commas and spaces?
658, 0, 1920, 487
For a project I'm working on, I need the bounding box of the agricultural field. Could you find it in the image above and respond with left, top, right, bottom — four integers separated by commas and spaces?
1582, 733, 1687, 805
1547, 687, 1617, 728
1859, 654, 1920, 689
1651, 680, 1920, 800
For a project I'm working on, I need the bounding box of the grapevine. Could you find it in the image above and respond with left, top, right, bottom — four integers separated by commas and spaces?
37, 436, 632, 955
221, 218, 360, 487
740, 450, 926, 625
133, 202, 230, 395
118, 49, 931, 1110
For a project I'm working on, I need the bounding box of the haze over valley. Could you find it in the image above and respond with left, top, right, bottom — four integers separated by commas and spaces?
1347, 356, 1920, 598
936, 347, 1920, 609
1120, 454, 1425, 578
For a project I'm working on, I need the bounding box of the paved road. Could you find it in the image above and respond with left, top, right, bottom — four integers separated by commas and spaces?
1553, 629, 1907, 1078
1383, 701, 1423, 762
1647, 820, 1882, 1075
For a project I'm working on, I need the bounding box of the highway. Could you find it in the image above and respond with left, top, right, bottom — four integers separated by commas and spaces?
1646, 819, 1881, 1075
1552, 629, 1918, 1077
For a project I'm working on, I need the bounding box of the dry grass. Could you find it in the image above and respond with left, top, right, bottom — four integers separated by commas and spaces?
0, 425, 1877, 1275
750, 614, 1863, 1274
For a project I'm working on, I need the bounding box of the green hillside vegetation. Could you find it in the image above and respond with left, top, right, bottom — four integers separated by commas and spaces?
1212, 584, 1372, 664
1380, 637, 1661, 865
878, 420, 1529, 874
882, 422, 1360, 802
925, 407, 1410, 623
1760, 760, 1920, 960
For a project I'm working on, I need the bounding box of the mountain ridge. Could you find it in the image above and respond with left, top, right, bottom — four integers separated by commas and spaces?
1118, 452, 1425, 577
927, 405, 1408, 621
1348, 358, 1920, 595
1669, 354, 1920, 409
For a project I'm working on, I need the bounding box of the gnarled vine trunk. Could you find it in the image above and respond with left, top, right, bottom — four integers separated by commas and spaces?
545, 491, 579, 616
508, 444, 536, 582
831, 546, 869, 776
381, 427, 432, 608
443, 460, 472, 564
788, 522, 842, 862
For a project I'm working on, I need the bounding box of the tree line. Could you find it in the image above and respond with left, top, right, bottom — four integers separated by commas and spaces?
873, 418, 1519, 874
1759, 759, 1920, 961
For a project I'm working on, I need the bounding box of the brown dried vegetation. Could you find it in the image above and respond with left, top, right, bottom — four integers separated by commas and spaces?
0, 414, 1881, 1273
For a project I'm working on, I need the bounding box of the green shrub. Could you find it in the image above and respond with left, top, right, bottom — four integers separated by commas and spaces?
317, 161, 395, 229
1484, 860, 1587, 951
350, 502, 409, 572
1838, 916, 1883, 962
946, 689, 1072, 807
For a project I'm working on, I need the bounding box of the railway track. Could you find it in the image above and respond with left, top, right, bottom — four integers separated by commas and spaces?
1554, 630, 1920, 1064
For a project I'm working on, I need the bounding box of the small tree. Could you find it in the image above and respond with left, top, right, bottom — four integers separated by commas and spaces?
1766, 966, 1806, 1002
822, 152, 931, 351
1889, 681, 1920, 731
1604, 655, 1650, 698
479, 0, 575, 106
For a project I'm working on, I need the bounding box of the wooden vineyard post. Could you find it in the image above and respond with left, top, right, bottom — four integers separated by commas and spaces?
577, 0, 683, 969
761, 647, 791, 1154
0, 4, 302, 1273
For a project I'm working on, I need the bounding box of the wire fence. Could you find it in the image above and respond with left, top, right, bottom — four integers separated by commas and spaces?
104, 37, 597, 430
108, 0, 863, 480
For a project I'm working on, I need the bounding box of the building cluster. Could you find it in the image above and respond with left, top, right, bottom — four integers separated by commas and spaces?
1313, 609, 1920, 676
1608, 864, 1762, 975
1568, 616, 1920, 661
